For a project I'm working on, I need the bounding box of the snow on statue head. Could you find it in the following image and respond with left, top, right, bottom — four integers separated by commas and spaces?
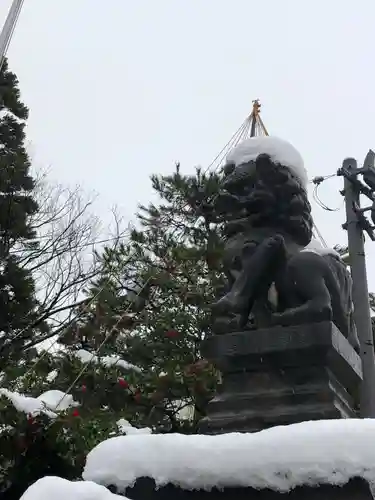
226, 135, 308, 189
219, 135, 313, 247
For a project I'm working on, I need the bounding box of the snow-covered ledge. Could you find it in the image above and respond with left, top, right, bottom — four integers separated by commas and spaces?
83, 419, 375, 495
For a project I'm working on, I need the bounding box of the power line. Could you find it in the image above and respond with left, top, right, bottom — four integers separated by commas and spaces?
0, 2, 337, 410
22, 121, 244, 397
21, 106, 339, 401
311, 174, 343, 212
50, 142, 341, 403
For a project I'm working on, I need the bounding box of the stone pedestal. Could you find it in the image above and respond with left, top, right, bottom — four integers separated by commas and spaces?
199, 322, 362, 434
122, 477, 373, 500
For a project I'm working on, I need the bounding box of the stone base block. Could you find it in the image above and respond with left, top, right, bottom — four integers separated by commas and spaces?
121, 477, 373, 500
199, 322, 362, 434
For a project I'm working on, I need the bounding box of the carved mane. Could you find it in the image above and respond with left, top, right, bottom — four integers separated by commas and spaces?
219, 153, 314, 247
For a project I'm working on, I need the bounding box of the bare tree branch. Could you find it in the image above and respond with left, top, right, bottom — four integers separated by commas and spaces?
5, 175, 130, 353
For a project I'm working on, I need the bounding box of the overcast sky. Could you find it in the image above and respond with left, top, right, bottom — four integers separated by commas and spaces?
2, 0, 375, 288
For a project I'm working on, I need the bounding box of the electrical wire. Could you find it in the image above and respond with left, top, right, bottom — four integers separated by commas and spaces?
0, 3, 160, 380
33, 118, 257, 402
19, 242, 135, 378
0, 0, 335, 411
1, 0, 332, 363
23, 109, 335, 402
54, 284, 146, 409
204, 118, 248, 173
311, 175, 343, 212
2, 225, 133, 355
53, 171, 339, 412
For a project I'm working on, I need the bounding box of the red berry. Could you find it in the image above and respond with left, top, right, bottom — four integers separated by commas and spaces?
72, 408, 80, 417
134, 390, 142, 403
17, 437, 26, 451
150, 391, 163, 403
196, 359, 209, 370
186, 359, 208, 375
184, 364, 195, 375
165, 329, 178, 338
194, 381, 206, 394
118, 378, 129, 388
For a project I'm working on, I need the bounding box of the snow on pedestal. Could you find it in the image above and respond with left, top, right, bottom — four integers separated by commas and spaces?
83, 419, 375, 494
19, 476, 126, 500
226, 136, 308, 188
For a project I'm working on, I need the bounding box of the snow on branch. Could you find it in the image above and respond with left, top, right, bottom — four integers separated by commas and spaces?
116, 418, 151, 435
74, 349, 142, 373
0, 387, 78, 417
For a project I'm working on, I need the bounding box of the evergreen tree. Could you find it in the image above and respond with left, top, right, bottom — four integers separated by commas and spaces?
70, 164, 224, 432
0, 164, 225, 493
5, 158, 375, 494
55, 165, 223, 434
0, 58, 47, 363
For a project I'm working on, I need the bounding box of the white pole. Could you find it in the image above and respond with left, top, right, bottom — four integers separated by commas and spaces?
0, 0, 24, 72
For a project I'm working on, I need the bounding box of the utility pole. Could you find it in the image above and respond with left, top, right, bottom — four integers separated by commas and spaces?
338, 154, 375, 417
0, 0, 24, 72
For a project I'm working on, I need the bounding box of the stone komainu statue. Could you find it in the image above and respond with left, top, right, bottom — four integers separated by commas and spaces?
210, 136, 360, 353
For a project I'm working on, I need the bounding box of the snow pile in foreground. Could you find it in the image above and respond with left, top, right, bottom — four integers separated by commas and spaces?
20, 476, 126, 500
83, 419, 375, 493
116, 418, 151, 435
74, 349, 142, 373
226, 135, 308, 188
0, 388, 78, 418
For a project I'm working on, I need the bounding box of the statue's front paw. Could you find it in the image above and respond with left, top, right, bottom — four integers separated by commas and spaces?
211, 296, 230, 315
269, 312, 283, 326
212, 295, 247, 315
212, 314, 243, 334
271, 234, 285, 246
260, 234, 285, 254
